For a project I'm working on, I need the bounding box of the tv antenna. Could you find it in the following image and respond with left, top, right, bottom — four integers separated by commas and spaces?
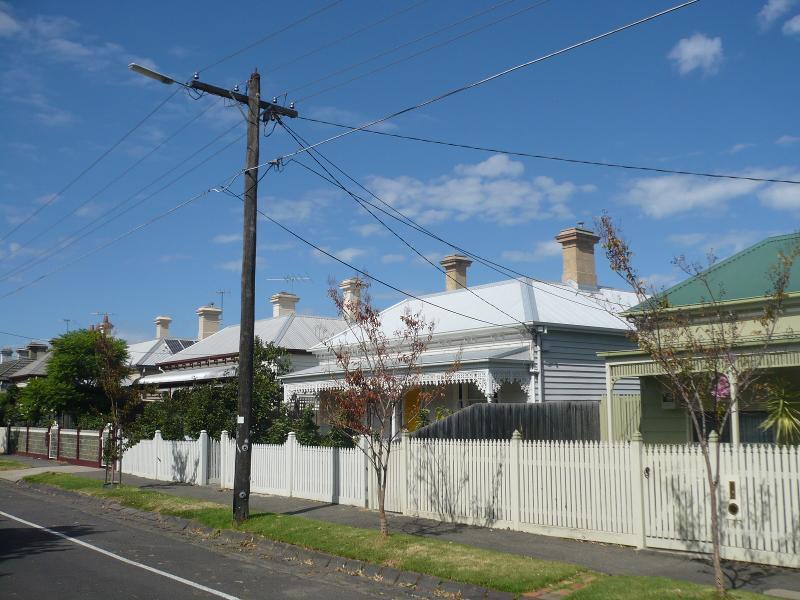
62, 318, 71, 333
265, 274, 311, 293
216, 289, 231, 313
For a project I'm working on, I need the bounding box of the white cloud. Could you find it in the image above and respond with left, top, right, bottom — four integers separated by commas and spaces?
217, 259, 242, 272
381, 253, 405, 264
311, 246, 367, 264
621, 174, 762, 218
666, 231, 762, 255
352, 223, 385, 237
501, 240, 561, 263
158, 253, 191, 263
758, 0, 796, 29
729, 143, 754, 154
0, 7, 20, 37
783, 14, 800, 34
365, 155, 593, 226
776, 135, 800, 145
760, 182, 800, 210
335, 247, 366, 263
262, 198, 322, 222
212, 232, 242, 244
668, 33, 723, 76
454, 154, 524, 178
641, 272, 680, 290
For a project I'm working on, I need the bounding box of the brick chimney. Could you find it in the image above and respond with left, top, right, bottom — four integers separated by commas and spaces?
27, 341, 48, 360
555, 223, 600, 289
270, 292, 299, 317
196, 305, 222, 340
440, 254, 472, 291
0, 347, 13, 363
339, 277, 363, 321
154, 315, 172, 338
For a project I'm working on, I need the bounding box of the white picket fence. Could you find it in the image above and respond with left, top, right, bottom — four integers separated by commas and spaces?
123, 430, 219, 485
123, 429, 800, 569
219, 431, 367, 506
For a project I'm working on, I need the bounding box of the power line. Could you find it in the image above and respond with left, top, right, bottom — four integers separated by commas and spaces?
281, 0, 519, 98
1, 124, 243, 284
280, 123, 629, 320
270, 0, 430, 76
222, 189, 509, 329
261, 0, 700, 169
198, 0, 344, 73
279, 120, 531, 329
0, 188, 213, 301
296, 0, 554, 103
9, 101, 220, 262
0, 88, 181, 244
297, 116, 800, 186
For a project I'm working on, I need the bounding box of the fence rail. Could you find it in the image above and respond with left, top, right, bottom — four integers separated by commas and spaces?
122, 429, 800, 569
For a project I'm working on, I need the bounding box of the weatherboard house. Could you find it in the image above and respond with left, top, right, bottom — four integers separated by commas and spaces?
281, 225, 640, 434
602, 232, 800, 445
138, 296, 348, 392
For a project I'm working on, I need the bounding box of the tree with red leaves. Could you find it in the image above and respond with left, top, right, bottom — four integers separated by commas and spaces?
325, 279, 454, 536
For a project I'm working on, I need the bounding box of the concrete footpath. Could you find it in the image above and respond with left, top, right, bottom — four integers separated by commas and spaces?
9, 454, 800, 597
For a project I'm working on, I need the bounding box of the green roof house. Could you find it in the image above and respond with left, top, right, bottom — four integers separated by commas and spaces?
601, 232, 800, 444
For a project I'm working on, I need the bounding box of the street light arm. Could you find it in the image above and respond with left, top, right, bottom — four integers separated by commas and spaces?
128, 63, 179, 86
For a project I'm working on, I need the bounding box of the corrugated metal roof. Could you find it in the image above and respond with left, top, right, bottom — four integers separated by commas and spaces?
128, 338, 198, 367
138, 364, 237, 385
0, 357, 33, 380
648, 232, 800, 308
162, 313, 347, 364
320, 278, 636, 349
9, 352, 51, 379
283, 344, 530, 381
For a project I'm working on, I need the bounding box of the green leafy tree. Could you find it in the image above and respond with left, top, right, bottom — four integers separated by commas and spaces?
129, 339, 297, 444
15, 330, 129, 426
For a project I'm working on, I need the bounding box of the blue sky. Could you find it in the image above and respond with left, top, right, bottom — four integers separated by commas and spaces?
1, 0, 798, 345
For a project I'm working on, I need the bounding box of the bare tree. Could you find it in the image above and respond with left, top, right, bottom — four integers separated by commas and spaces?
598, 215, 799, 596
325, 280, 454, 536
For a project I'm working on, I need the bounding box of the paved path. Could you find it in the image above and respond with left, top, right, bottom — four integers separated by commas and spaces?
0, 464, 98, 482
0, 482, 417, 600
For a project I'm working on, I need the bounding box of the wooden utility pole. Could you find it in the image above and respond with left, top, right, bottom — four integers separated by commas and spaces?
142, 69, 298, 523
232, 70, 261, 523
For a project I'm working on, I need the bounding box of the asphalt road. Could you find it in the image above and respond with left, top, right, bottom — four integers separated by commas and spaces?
0, 482, 410, 600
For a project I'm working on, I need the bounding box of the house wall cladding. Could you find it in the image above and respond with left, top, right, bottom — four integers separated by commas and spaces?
412, 402, 601, 441
541, 330, 638, 401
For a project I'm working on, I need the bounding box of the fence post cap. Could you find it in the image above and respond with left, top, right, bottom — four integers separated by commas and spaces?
511, 429, 522, 441
221, 429, 228, 438
200, 429, 208, 434
709, 430, 719, 443
287, 431, 297, 439
400, 429, 410, 439
631, 431, 643, 442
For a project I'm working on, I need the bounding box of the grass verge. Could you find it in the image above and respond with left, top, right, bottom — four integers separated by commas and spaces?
0, 457, 28, 471
25, 472, 771, 599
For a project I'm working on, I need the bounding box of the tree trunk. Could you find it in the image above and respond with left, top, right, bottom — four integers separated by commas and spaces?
709, 479, 725, 596
377, 484, 388, 537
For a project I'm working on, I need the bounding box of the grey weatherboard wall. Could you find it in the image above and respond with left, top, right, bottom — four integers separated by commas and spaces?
541, 329, 638, 402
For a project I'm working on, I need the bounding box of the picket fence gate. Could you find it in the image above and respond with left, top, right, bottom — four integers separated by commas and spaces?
122, 430, 219, 485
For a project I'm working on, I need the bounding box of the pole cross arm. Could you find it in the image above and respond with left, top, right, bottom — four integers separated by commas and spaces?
188, 80, 298, 118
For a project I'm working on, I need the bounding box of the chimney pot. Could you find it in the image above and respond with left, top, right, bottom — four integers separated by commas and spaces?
0, 347, 13, 364
154, 315, 172, 338
26, 341, 48, 360
439, 254, 472, 291
555, 224, 600, 289
270, 292, 300, 317
339, 277, 364, 321
16, 347, 29, 359
196, 305, 222, 340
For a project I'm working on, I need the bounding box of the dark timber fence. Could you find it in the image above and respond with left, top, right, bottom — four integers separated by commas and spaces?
412, 401, 600, 441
